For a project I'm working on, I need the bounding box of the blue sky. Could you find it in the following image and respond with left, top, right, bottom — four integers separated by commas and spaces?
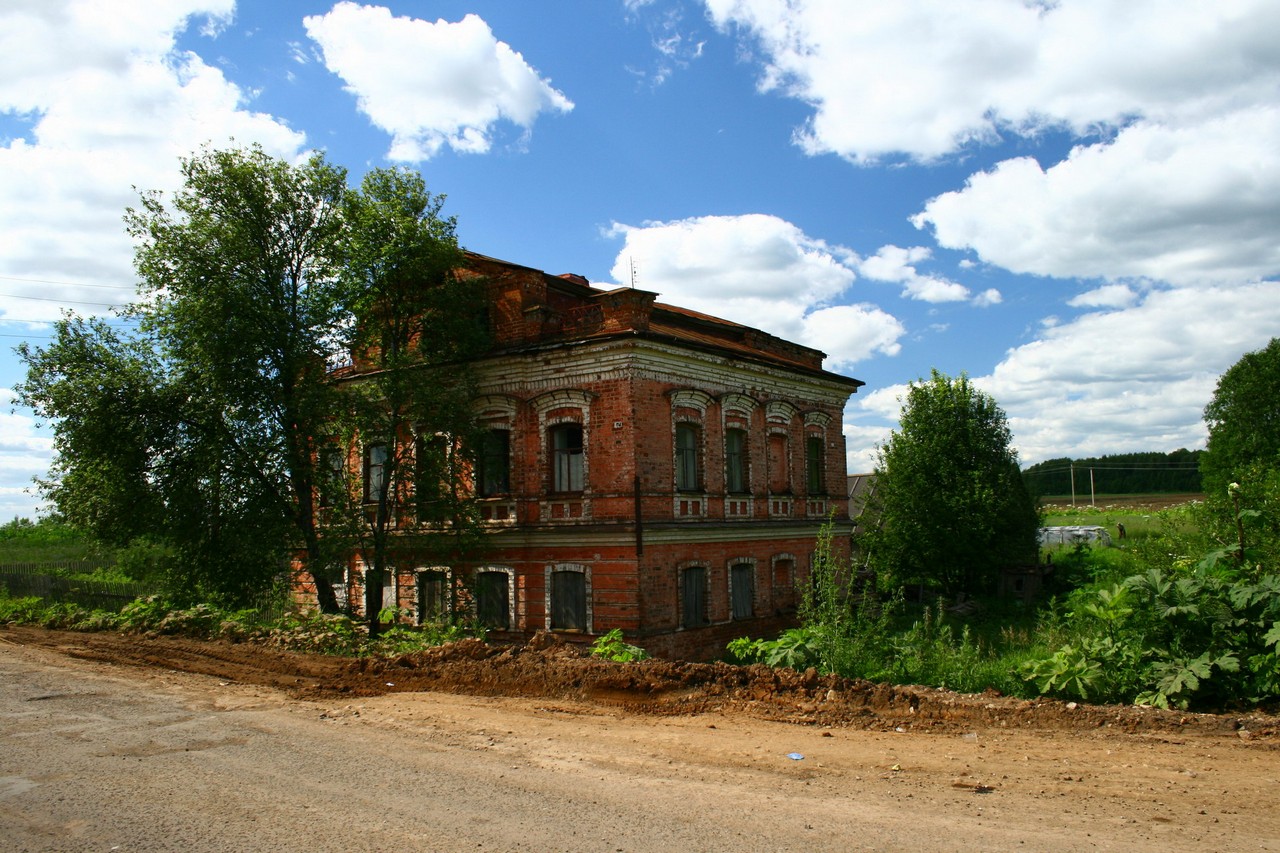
3, 0, 1280, 519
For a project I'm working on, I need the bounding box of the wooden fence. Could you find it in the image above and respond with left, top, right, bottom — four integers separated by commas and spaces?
0, 561, 292, 624
0, 563, 148, 612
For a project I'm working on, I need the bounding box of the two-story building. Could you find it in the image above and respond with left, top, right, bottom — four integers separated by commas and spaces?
314, 251, 864, 661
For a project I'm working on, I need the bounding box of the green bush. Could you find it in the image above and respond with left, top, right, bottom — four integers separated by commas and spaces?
590, 628, 649, 662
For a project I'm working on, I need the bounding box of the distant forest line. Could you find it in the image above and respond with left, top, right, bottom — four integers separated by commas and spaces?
1021, 449, 1203, 497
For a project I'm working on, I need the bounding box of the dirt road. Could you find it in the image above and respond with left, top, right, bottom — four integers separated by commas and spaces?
1, 627, 1277, 852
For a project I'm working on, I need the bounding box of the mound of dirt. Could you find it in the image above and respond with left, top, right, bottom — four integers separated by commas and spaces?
4, 625, 1276, 741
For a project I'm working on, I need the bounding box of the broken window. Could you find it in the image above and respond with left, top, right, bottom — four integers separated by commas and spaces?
477, 428, 511, 496
725, 428, 748, 493
417, 569, 448, 624
363, 443, 388, 504
806, 434, 824, 494
550, 423, 584, 493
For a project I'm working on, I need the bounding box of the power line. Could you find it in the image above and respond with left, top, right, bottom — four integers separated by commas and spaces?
0, 292, 127, 309
0, 274, 137, 291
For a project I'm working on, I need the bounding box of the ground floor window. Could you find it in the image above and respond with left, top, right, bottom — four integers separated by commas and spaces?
550, 568, 587, 631
417, 569, 449, 624
731, 563, 754, 620
475, 569, 511, 630
682, 566, 707, 629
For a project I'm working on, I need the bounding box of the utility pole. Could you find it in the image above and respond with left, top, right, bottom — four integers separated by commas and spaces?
1070, 463, 1076, 507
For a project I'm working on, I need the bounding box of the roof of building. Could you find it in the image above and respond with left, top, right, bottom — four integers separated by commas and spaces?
465, 251, 864, 390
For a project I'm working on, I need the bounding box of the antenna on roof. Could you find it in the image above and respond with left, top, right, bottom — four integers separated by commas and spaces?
629, 256, 637, 289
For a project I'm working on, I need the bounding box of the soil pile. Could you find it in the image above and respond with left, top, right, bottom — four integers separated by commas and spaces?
4, 625, 1276, 741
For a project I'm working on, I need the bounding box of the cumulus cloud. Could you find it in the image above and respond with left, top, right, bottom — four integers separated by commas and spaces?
0, 0, 314, 516
983, 283, 1280, 464
1068, 284, 1138, 310
914, 108, 1280, 286
304, 4, 573, 161
709, 1, 1280, 287
710, 0, 1280, 468
0, 0, 306, 324
857, 245, 977, 304
0, 388, 53, 518
607, 213, 904, 370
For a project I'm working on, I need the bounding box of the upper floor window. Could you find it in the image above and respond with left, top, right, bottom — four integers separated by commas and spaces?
806, 435, 825, 494
318, 447, 344, 507
550, 423, 584, 493
477, 428, 511, 496
675, 423, 701, 491
767, 432, 790, 494
725, 428, 749, 494
364, 443, 388, 504
415, 433, 450, 509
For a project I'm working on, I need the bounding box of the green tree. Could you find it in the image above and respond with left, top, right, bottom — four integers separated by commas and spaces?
19, 146, 491, 614
323, 167, 489, 633
866, 370, 1038, 596
18, 145, 353, 606
1202, 338, 1280, 497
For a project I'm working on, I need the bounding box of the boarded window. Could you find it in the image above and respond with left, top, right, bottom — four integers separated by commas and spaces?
477, 429, 511, 496
675, 424, 700, 491
773, 558, 795, 612
682, 566, 707, 629
550, 423, 584, 493
417, 570, 448, 623
475, 570, 510, 630
806, 435, 824, 494
725, 428, 748, 493
731, 563, 754, 620
768, 433, 789, 493
550, 569, 587, 631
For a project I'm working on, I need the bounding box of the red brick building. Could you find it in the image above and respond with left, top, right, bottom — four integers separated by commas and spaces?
324, 252, 863, 660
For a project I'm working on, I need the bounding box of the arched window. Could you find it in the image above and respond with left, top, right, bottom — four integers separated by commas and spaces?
475, 569, 512, 630
363, 443, 388, 504
477, 428, 511, 496
730, 562, 755, 620
725, 428, 748, 493
548, 564, 589, 632
681, 564, 708, 629
416, 568, 450, 624
675, 423, 701, 491
549, 423, 584, 493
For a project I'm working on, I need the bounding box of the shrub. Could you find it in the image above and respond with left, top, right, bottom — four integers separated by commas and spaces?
590, 628, 649, 662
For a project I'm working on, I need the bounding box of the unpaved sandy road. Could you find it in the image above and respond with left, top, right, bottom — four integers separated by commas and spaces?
1, 633, 1277, 853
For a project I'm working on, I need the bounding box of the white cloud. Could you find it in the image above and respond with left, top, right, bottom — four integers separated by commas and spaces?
984, 283, 1280, 464
705, 1, 1280, 163
607, 213, 904, 370
857, 244, 991, 304
1068, 284, 1138, 310
972, 289, 1002, 308
915, 109, 1280, 286
0, 0, 306, 324
303, 4, 573, 161
842, 284, 1280, 468
709, 1, 1280, 288
0, 388, 53, 519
